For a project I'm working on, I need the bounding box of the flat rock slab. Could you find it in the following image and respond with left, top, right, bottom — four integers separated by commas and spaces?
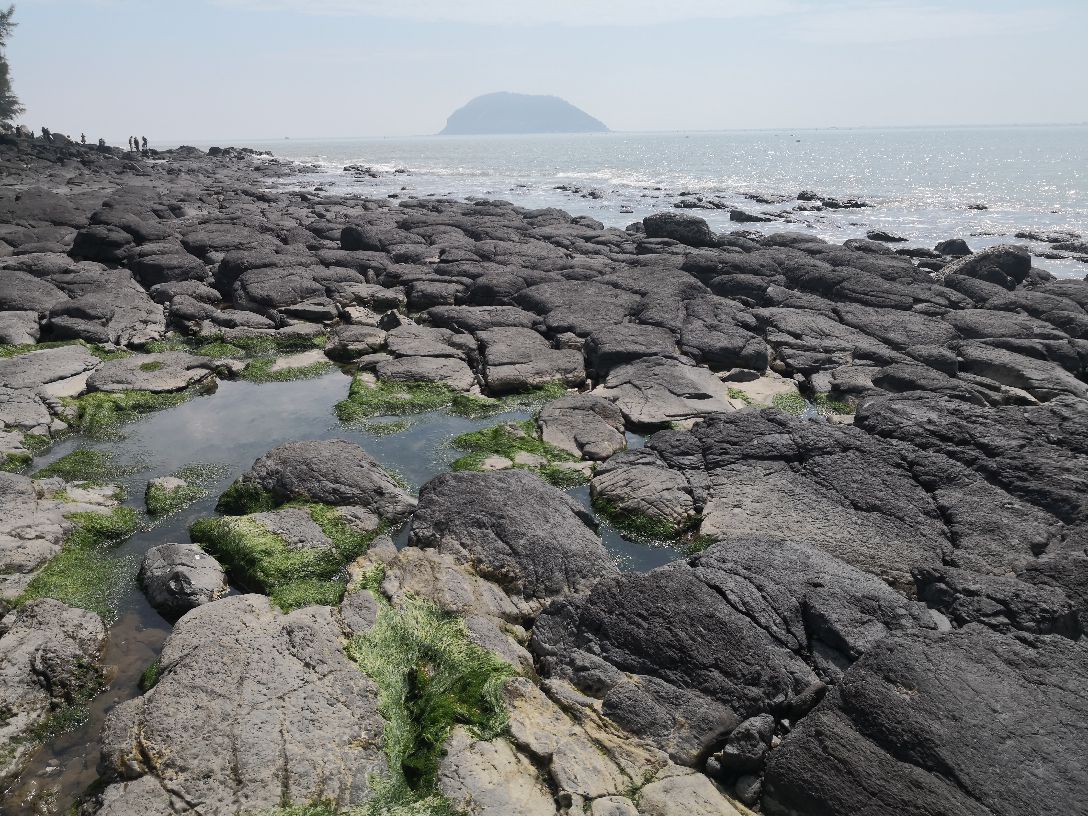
533, 537, 936, 765
593, 356, 739, 427
478, 327, 586, 393
0, 344, 100, 390
97, 595, 387, 815
267, 348, 328, 372
375, 355, 477, 392
87, 352, 215, 393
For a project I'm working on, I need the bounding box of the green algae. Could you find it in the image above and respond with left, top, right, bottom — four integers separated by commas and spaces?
336, 377, 570, 424
346, 588, 513, 802
592, 496, 697, 543
189, 503, 382, 612
726, 387, 754, 405
215, 481, 280, 515
32, 449, 127, 486
63, 388, 201, 438
145, 463, 227, 517
17, 507, 139, 622
240, 358, 334, 383
139, 660, 162, 692
448, 420, 588, 488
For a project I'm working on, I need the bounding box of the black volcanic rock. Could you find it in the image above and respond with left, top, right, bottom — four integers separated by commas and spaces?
439, 92, 608, 135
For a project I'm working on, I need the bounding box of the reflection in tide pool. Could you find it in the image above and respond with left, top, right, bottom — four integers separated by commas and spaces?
6, 371, 678, 813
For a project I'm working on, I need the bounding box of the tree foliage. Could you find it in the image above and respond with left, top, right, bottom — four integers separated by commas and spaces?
0, 5, 23, 124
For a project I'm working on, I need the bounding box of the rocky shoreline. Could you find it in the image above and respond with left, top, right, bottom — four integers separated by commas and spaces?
1, 133, 1086, 816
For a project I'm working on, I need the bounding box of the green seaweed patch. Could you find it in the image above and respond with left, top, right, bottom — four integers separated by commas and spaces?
240, 358, 334, 383
17, 507, 139, 621
189, 504, 382, 612
216, 481, 280, 515
726, 387, 754, 405
813, 393, 854, 416
336, 378, 488, 422
64, 388, 202, 438
592, 496, 697, 543
139, 660, 162, 692
346, 592, 514, 800
361, 420, 412, 437
770, 392, 809, 416
449, 420, 588, 488
1, 451, 32, 473
0, 339, 130, 361
138, 361, 164, 372
33, 448, 128, 486
145, 479, 206, 518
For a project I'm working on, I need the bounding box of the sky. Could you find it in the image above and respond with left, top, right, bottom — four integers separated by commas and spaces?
6, 0, 1088, 142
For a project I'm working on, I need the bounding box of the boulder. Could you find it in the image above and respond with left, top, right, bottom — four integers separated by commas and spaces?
538, 394, 626, 460
86, 352, 216, 394
477, 327, 585, 393
592, 356, 738, 427
935, 244, 1032, 289
139, 542, 228, 619
0, 599, 106, 788
96, 595, 388, 815
0, 269, 68, 313
408, 470, 615, 615
230, 439, 416, 522
643, 213, 717, 247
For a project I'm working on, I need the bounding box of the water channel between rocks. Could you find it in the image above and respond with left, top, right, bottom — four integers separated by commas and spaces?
5, 370, 674, 814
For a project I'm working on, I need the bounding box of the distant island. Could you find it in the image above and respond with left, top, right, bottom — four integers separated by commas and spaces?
439, 92, 609, 135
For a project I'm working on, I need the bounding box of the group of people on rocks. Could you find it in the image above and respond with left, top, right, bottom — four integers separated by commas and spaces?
3, 123, 142, 153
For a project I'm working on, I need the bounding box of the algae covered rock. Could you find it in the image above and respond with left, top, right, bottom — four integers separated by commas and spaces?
219, 438, 416, 522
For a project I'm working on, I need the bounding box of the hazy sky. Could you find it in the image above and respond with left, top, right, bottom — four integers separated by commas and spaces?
8, 0, 1088, 142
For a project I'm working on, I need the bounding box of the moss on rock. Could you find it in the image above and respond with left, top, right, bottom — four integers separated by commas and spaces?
32, 448, 127, 486
346, 591, 514, 805
240, 358, 334, 383
449, 420, 589, 488
17, 507, 139, 622
591, 495, 692, 542
189, 503, 382, 612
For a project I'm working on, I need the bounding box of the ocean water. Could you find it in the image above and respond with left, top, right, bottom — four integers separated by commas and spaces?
201, 125, 1087, 279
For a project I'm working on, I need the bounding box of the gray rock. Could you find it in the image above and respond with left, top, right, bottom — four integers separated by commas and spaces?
409, 470, 615, 615
86, 352, 216, 394
437, 727, 557, 816
478, 326, 585, 393
0, 343, 100, 390
643, 213, 717, 247
139, 542, 228, 619
375, 354, 477, 391
538, 393, 626, 460
0, 310, 40, 345
934, 243, 1032, 289
584, 324, 681, 377
762, 627, 1088, 816
232, 439, 416, 522
533, 537, 936, 764
0, 270, 68, 313
0, 599, 106, 788
592, 356, 737, 428
96, 595, 388, 815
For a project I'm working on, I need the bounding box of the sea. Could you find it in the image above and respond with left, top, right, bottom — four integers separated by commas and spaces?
196, 125, 1087, 279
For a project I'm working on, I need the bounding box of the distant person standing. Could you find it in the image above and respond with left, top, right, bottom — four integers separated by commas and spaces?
80, 132, 86, 144
141, 136, 147, 152
127, 136, 133, 151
